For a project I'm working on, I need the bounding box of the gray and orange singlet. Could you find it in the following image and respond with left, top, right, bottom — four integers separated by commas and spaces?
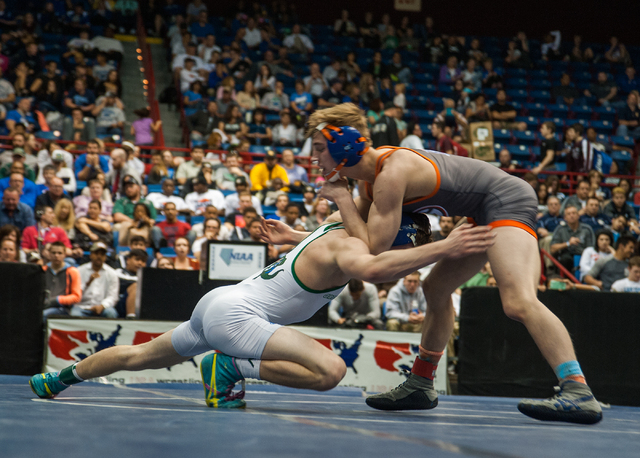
363, 147, 538, 238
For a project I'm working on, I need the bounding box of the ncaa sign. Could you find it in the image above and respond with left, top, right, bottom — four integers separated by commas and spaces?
208, 241, 267, 281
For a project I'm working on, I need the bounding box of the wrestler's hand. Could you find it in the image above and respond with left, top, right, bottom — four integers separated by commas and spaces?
318, 177, 350, 202
258, 218, 307, 245
443, 224, 496, 259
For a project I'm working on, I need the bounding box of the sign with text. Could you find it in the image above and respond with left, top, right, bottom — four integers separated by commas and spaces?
45, 320, 448, 395
207, 240, 267, 281
395, 0, 421, 12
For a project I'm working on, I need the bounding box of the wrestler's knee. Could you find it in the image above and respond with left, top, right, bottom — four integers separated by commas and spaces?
316, 353, 347, 391
501, 295, 538, 323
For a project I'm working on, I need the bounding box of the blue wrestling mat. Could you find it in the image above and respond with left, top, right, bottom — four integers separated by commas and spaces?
2, 375, 639, 458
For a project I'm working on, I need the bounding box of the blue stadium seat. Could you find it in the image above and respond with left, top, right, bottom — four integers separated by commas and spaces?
594, 105, 616, 122
159, 247, 176, 257
493, 142, 504, 153
541, 117, 565, 129
147, 184, 162, 194
506, 144, 531, 160
311, 54, 331, 66
483, 88, 498, 100
506, 77, 528, 88
571, 105, 593, 120
437, 84, 453, 97
505, 68, 528, 78
506, 89, 528, 103
611, 136, 635, 148
429, 98, 444, 111
529, 79, 552, 89
414, 83, 437, 96
611, 150, 632, 163
191, 215, 205, 225
422, 139, 436, 150
523, 102, 546, 117
413, 73, 433, 83
421, 62, 441, 73
493, 129, 512, 142
530, 146, 541, 159
589, 120, 614, 135
406, 95, 428, 108
573, 71, 593, 82
530, 90, 551, 103
548, 104, 569, 118
250, 145, 268, 153
571, 62, 590, 73
530, 69, 550, 79
513, 130, 536, 145
414, 109, 437, 123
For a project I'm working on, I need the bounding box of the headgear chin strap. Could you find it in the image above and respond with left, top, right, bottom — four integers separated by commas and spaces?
315, 122, 367, 180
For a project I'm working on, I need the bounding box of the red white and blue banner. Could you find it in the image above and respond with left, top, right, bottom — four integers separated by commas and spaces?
45, 319, 447, 394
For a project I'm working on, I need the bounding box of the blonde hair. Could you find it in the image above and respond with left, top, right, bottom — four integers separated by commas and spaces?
395, 83, 406, 94
306, 103, 371, 148
611, 187, 625, 197
54, 199, 75, 232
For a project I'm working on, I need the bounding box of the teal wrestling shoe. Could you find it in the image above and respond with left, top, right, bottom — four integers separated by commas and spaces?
200, 352, 246, 409
29, 372, 68, 399
517, 381, 603, 425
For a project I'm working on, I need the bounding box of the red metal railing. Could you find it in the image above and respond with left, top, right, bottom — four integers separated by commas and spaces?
136, 9, 164, 147
539, 249, 580, 284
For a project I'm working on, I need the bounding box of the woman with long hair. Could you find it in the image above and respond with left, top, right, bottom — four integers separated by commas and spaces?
0, 225, 25, 262
54, 199, 76, 240
254, 64, 275, 97
579, 230, 615, 279
544, 175, 566, 201
246, 108, 272, 145
236, 80, 260, 112
358, 73, 379, 106
131, 107, 162, 146
341, 51, 361, 81
96, 69, 123, 97
120, 203, 153, 246
218, 105, 247, 144
173, 237, 199, 270
305, 198, 332, 232
0, 237, 19, 262
147, 151, 169, 184
192, 217, 222, 265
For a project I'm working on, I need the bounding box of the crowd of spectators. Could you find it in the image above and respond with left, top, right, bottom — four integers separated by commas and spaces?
1, 2, 640, 329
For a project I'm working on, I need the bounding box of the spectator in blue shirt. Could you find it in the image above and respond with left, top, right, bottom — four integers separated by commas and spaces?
580, 197, 611, 232
0, 187, 35, 230
75, 139, 110, 181
290, 80, 313, 116
5, 98, 38, 135
64, 4, 90, 33
190, 11, 215, 42
617, 66, 639, 96
0, 171, 39, 208
64, 78, 96, 116
537, 195, 563, 238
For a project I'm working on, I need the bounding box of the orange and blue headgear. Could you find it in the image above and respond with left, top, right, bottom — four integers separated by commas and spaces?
315, 122, 367, 181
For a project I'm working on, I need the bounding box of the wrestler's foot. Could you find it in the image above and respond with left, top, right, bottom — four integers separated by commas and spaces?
365, 373, 438, 411
200, 352, 246, 409
29, 372, 68, 399
518, 381, 603, 425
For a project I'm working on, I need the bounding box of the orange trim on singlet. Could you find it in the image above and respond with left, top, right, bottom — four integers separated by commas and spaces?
365, 146, 442, 203
488, 220, 538, 240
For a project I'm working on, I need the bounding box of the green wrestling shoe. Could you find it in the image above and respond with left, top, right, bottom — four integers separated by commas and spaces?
29, 372, 68, 399
365, 373, 438, 411
517, 381, 603, 425
200, 352, 246, 409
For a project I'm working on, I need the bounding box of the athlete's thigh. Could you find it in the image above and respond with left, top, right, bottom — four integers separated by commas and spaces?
136, 329, 192, 369
424, 252, 488, 299
486, 226, 540, 301
261, 327, 339, 370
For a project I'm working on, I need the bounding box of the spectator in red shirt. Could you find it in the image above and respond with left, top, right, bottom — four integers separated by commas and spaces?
156, 201, 195, 247
21, 206, 72, 256
430, 122, 468, 157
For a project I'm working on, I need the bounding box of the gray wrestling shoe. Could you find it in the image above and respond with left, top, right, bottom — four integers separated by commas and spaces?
518, 380, 603, 425
365, 373, 438, 411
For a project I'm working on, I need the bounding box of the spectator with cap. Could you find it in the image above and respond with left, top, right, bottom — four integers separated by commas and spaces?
73, 179, 113, 221
0, 148, 36, 181
223, 176, 262, 216
318, 78, 343, 109
75, 139, 110, 181
22, 205, 72, 257
92, 91, 125, 138
5, 97, 38, 134
113, 174, 161, 244
73, 241, 119, 318
146, 178, 189, 214
185, 175, 225, 216
371, 102, 400, 148
584, 236, 637, 292
156, 201, 195, 247
214, 152, 250, 191
50, 150, 76, 194
42, 241, 82, 321
114, 248, 148, 318
0, 134, 36, 169
550, 205, 595, 272
105, 148, 140, 199
175, 146, 205, 185
35, 176, 69, 209
385, 272, 427, 332
329, 279, 384, 330
121, 141, 145, 178
0, 186, 34, 230
249, 150, 290, 192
